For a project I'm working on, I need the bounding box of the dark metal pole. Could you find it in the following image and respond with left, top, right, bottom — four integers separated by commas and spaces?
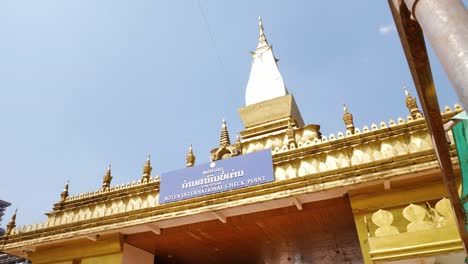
404, 0, 468, 110
389, 0, 468, 253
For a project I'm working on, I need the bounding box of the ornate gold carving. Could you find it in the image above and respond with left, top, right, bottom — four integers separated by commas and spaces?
210, 119, 242, 161
142, 155, 152, 182
370, 197, 458, 238
60, 180, 69, 204
342, 104, 355, 134
403, 204, 434, 232
6, 209, 17, 236
220, 119, 230, 147
371, 209, 400, 237
433, 197, 456, 227
234, 133, 243, 151
285, 120, 296, 148
368, 197, 463, 261
241, 105, 459, 159
101, 165, 112, 191
404, 84, 423, 119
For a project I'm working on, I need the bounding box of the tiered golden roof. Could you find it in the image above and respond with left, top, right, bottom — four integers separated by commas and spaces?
210, 119, 242, 161
219, 119, 231, 147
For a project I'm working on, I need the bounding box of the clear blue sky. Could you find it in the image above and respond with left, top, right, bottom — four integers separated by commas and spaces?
0, 1, 461, 227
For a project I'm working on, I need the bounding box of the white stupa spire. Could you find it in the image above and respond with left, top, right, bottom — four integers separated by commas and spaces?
245, 17, 288, 106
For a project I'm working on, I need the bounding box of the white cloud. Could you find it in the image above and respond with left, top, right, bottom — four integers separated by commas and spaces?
378, 24, 396, 35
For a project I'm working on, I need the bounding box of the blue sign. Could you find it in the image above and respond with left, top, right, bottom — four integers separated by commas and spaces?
159, 149, 274, 204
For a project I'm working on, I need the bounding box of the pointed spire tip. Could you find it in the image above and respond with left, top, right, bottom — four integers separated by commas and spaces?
403, 81, 410, 96
257, 15, 267, 47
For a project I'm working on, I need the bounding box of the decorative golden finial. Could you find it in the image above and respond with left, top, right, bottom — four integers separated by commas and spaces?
342, 104, 355, 134
286, 120, 296, 147
210, 121, 242, 161
404, 83, 409, 96
220, 119, 231, 147
234, 133, 243, 151
60, 180, 69, 203
186, 144, 196, 167
101, 164, 112, 190
403, 83, 422, 119
6, 209, 17, 235
258, 16, 268, 48
142, 155, 152, 182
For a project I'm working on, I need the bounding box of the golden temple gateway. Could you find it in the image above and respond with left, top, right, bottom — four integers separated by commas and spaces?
1, 17, 466, 264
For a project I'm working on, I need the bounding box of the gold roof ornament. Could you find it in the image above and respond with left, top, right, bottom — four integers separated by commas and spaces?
186, 145, 196, 168
220, 119, 231, 147
404, 84, 423, 119
235, 133, 242, 146
101, 164, 113, 190
210, 119, 242, 161
60, 180, 69, 204
235, 133, 241, 144
342, 104, 355, 134
234, 133, 243, 152
5, 209, 17, 236
286, 120, 296, 147
142, 155, 152, 182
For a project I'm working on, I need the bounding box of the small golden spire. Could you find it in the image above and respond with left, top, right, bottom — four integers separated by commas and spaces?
60, 180, 69, 203
220, 119, 231, 147
6, 209, 17, 235
404, 83, 409, 96
342, 104, 355, 133
403, 84, 422, 119
258, 16, 268, 48
186, 144, 196, 167
101, 164, 112, 190
142, 155, 152, 182
234, 133, 243, 152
